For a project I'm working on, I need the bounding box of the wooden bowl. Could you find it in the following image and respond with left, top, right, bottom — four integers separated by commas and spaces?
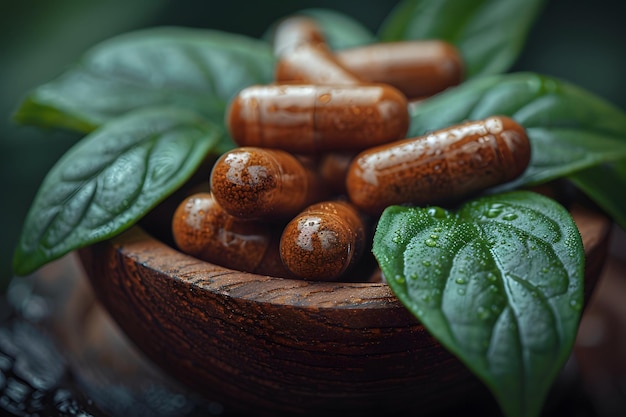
78, 203, 612, 416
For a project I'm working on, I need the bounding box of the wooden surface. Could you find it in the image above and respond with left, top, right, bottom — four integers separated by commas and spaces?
0, 217, 624, 416
76, 203, 612, 416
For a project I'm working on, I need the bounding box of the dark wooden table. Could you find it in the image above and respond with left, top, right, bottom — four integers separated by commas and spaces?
1, 226, 625, 417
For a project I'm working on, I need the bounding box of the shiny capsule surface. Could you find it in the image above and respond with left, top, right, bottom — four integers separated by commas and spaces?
210, 147, 325, 220
280, 201, 365, 281
227, 84, 409, 154
272, 16, 326, 57
172, 192, 271, 273
346, 116, 531, 214
275, 42, 362, 85
336, 40, 463, 98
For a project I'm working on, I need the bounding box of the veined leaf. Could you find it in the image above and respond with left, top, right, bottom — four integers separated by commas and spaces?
408, 73, 626, 198
14, 27, 274, 133
373, 191, 584, 417
13, 107, 221, 275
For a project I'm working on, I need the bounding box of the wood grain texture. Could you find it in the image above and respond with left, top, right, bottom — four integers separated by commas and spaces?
79, 203, 611, 416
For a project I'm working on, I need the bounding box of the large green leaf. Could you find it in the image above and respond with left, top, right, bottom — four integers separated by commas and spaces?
373, 191, 584, 417
13, 107, 221, 276
14, 27, 275, 133
378, 0, 545, 78
408, 72, 626, 192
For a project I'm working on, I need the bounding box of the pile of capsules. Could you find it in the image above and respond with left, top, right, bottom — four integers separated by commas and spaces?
171, 16, 531, 282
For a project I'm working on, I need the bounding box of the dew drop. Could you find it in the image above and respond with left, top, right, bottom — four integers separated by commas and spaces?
455, 277, 467, 285
319, 93, 331, 103
427, 207, 447, 219
502, 213, 518, 221
485, 208, 501, 218
457, 288, 466, 295
486, 272, 497, 282
422, 260, 431, 267
569, 298, 582, 311
477, 306, 490, 320
409, 273, 419, 280
425, 238, 438, 247
394, 274, 405, 284
430, 234, 439, 240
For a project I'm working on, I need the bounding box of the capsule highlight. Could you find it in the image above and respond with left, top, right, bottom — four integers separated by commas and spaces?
279, 200, 366, 281
336, 40, 464, 98
346, 116, 531, 214
210, 147, 325, 220
227, 84, 409, 154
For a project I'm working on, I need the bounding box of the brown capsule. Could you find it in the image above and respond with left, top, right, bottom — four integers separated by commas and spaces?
227, 84, 409, 154
275, 42, 362, 85
279, 201, 366, 281
318, 152, 356, 195
346, 116, 531, 215
172, 192, 294, 277
210, 147, 325, 221
336, 40, 464, 98
272, 16, 327, 57
272, 16, 360, 84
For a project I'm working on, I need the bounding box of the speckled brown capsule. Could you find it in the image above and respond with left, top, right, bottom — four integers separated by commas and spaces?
227, 84, 409, 154
171, 192, 292, 277
279, 201, 366, 281
336, 40, 464, 98
210, 147, 325, 220
346, 116, 531, 215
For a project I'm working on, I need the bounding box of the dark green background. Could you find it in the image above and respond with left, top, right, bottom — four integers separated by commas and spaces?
1, 0, 625, 289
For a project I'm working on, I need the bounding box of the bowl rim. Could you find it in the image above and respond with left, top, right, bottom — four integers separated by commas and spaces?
95, 202, 612, 311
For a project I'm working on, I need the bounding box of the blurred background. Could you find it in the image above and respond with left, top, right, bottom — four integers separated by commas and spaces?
1, 0, 625, 288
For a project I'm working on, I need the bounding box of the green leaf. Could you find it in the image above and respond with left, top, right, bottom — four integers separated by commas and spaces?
373, 191, 584, 417
408, 73, 626, 189
378, 0, 545, 78
569, 159, 626, 230
14, 27, 275, 133
13, 106, 222, 276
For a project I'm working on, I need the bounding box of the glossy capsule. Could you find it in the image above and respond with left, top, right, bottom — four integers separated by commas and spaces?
272, 16, 327, 57
210, 147, 326, 220
279, 201, 366, 281
346, 116, 531, 215
227, 84, 409, 154
272, 15, 360, 84
275, 42, 362, 85
336, 40, 464, 98
171, 192, 292, 277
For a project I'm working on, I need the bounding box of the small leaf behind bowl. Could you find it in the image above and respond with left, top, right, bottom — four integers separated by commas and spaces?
378, 0, 545, 78
373, 191, 584, 417
13, 106, 221, 276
